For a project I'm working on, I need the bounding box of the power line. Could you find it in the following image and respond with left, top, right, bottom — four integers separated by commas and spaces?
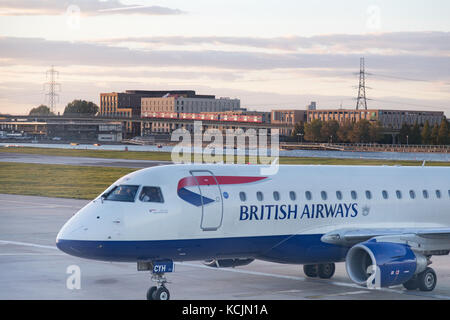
369, 73, 430, 83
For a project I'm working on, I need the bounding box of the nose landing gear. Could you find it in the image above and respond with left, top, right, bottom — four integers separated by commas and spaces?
138, 260, 173, 300
147, 273, 170, 300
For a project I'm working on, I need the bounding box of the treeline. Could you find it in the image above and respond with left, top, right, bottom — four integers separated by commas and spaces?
28, 100, 99, 116
292, 118, 449, 145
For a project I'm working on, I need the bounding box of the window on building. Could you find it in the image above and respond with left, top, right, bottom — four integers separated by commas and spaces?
239, 192, 246, 202
289, 191, 296, 201
305, 191, 312, 200
396, 190, 402, 199
336, 191, 343, 200
351, 191, 357, 200
257, 191, 263, 201
423, 190, 429, 199
382, 190, 389, 199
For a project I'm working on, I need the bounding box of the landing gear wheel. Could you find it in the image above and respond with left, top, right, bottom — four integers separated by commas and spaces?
402, 276, 418, 291
303, 264, 318, 278
318, 263, 335, 279
154, 286, 170, 300
417, 267, 437, 292
146, 286, 157, 300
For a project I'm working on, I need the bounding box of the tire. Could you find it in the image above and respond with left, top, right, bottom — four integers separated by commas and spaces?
146, 286, 157, 300
318, 263, 335, 279
417, 267, 437, 292
303, 264, 318, 278
154, 286, 170, 300
402, 276, 418, 290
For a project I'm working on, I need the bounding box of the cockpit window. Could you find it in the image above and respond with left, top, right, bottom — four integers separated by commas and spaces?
103, 185, 139, 202
140, 186, 164, 203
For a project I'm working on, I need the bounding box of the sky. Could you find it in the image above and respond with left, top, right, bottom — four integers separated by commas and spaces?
0, 0, 449, 116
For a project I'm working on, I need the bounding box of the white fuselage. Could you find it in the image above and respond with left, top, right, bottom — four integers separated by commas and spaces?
56, 164, 450, 264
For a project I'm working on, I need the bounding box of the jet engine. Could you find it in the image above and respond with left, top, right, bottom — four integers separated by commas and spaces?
203, 258, 254, 268
345, 240, 428, 288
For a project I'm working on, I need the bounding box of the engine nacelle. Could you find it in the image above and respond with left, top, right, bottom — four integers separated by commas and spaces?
203, 258, 254, 268
345, 240, 427, 288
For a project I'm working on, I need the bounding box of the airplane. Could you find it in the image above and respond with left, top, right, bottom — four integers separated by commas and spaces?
56, 163, 450, 300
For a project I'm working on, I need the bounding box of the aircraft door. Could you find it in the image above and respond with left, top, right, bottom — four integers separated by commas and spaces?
190, 170, 223, 231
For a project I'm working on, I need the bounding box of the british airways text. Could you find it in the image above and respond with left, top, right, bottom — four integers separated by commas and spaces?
239, 203, 358, 221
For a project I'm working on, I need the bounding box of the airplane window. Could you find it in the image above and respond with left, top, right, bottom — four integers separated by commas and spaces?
436, 190, 442, 199
289, 191, 296, 201
396, 190, 402, 199
336, 191, 342, 200
382, 190, 388, 199
423, 190, 429, 199
139, 186, 164, 203
103, 185, 139, 203
239, 192, 246, 202
409, 190, 416, 199
448, 190, 450, 199
365, 191, 372, 200
351, 191, 357, 200
321, 191, 327, 200
273, 191, 280, 201
305, 191, 312, 200
257, 191, 264, 201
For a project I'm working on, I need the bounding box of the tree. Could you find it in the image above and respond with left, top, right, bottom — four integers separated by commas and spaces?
369, 121, 383, 143
399, 123, 411, 144
291, 121, 305, 140
409, 122, 421, 145
437, 118, 449, 145
29, 105, 54, 116
349, 120, 371, 143
430, 123, 439, 145
64, 100, 99, 116
421, 120, 431, 145
337, 121, 353, 143
320, 120, 339, 143
304, 119, 322, 142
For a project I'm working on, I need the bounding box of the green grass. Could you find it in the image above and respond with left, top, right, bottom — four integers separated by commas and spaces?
0, 156, 449, 200
0, 146, 174, 161
2, 146, 450, 167
0, 162, 135, 199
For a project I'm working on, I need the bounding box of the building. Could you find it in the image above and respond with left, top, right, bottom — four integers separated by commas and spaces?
141, 94, 241, 134
271, 109, 307, 136
141, 95, 240, 114
0, 120, 122, 142
307, 109, 444, 130
307, 101, 317, 110
100, 90, 216, 137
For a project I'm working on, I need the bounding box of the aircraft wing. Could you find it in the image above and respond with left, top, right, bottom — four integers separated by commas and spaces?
321, 228, 450, 255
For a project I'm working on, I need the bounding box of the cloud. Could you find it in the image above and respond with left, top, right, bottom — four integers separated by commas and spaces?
0, 0, 185, 16
0, 36, 449, 82
99, 32, 450, 55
